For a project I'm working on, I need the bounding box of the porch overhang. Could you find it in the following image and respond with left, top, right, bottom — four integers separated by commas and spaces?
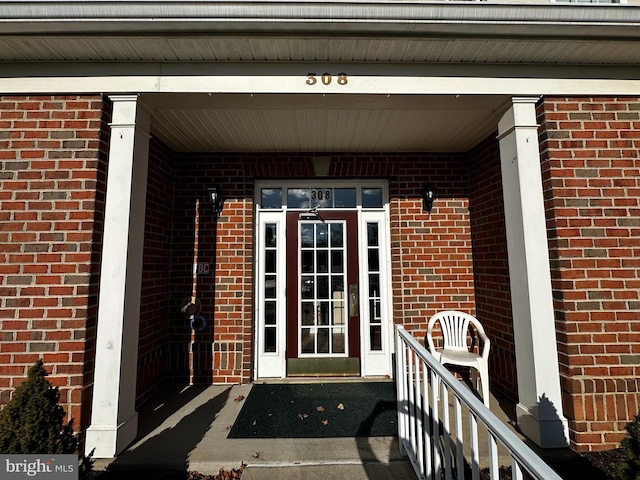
2, 1, 640, 153
1, 1, 640, 65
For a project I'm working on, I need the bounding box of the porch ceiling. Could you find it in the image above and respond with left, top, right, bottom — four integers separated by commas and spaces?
143, 93, 510, 153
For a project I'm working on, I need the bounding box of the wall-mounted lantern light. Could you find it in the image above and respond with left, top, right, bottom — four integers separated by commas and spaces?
423, 185, 436, 213
208, 186, 224, 217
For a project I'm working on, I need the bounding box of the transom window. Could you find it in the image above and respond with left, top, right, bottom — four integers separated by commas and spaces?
260, 187, 383, 209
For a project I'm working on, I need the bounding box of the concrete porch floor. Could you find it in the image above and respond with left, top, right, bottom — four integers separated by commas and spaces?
93, 382, 542, 479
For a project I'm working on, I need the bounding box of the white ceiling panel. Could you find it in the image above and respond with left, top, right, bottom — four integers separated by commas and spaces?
146, 93, 508, 153
3, 36, 640, 65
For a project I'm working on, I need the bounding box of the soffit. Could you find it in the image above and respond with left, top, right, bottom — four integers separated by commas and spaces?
2, 35, 640, 64
143, 93, 509, 153
1, 1, 640, 64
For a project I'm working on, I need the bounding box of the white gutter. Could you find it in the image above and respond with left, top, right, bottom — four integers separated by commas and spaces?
1, 1, 640, 37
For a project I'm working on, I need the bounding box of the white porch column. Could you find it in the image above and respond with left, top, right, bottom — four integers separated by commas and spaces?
497, 97, 569, 448
85, 95, 151, 458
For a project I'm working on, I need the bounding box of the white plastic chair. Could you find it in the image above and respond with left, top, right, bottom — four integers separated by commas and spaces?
426, 310, 491, 407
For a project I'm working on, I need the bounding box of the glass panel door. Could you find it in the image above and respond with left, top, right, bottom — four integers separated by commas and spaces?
299, 221, 346, 356
286, 211, 360, 376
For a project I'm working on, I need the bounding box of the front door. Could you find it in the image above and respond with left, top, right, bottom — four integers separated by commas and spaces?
254, 181, 392, 379
286, 211, 360, 375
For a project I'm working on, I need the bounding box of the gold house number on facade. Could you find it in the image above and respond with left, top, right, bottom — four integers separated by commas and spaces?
306, 73, 349, 85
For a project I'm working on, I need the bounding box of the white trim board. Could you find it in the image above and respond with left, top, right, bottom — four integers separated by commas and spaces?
1, 73, 640, 96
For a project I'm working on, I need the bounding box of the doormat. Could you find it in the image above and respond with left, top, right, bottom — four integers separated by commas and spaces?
227, 382, 397, 438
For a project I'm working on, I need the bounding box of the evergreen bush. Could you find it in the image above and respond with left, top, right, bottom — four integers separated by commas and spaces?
619, 410, 640, 480
0, 359, 77, 454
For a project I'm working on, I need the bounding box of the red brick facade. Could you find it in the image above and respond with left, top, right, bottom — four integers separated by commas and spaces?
136, 137, 175, 405
159, 152, 476, 385
538, 97, 640, 451
468, 135, 518, 401
0, 94, 110, 433
1, 94, 639, 453
388, 154, 476, 336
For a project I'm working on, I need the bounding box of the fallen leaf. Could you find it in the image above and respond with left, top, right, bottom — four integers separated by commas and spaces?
234, 395, 245, 402
218, 465, 246, 480
252, 420, 256, 426
337, 403, 344, 410
316, 406, 325, 412
321, 419, 329, 426
226, 425, 233, 430
298, 413, 309, 420
252, 452, 260, 458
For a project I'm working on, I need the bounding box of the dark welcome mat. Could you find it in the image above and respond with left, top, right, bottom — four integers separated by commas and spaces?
228, 382, 397, 438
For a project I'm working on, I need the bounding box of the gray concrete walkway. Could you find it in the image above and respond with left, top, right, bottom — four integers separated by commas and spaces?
95, 383, 417, 479
94, 382, 525, 479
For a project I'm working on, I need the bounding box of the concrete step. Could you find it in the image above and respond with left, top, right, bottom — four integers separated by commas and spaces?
241, 461, 417, 480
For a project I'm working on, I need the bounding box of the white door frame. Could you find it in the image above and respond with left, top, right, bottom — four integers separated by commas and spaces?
254, 179, 392, 378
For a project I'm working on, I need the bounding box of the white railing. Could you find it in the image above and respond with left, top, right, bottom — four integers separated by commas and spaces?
395, 326, 562, 480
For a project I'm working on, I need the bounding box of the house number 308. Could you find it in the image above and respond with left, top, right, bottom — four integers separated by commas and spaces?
306, 73, 348, 86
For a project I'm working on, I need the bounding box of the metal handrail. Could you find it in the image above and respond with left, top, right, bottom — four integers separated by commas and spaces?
395, 325, 562, 480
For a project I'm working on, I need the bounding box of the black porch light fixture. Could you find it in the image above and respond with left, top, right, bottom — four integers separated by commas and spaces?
207, 186, 224, 216
423, 185, 436, 214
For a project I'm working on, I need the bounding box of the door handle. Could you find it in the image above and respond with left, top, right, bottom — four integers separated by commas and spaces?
349, 284, 358, 317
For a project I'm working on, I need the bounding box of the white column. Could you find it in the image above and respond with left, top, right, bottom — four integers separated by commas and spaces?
85, 95, 151, 458
497, 97, 569, 448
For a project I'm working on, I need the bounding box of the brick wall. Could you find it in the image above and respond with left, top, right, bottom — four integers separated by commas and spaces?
0, 95, 109, 434
388, 154, 476, 341
163, 151, 476, 383
538, 96, 640, 451
167, 153, 249, 385
468, 135, 518, 401
136, 137, 175, 405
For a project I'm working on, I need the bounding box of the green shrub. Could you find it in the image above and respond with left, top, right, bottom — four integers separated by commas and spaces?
0, 359, 77, 454
619, 411, 640, 480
